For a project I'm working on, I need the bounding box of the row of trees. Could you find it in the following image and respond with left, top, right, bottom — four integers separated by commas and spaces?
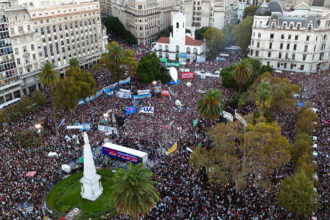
104, 16, 137, 45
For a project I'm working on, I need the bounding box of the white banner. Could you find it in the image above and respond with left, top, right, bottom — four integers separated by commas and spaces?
116, 91, 132, 99
98, 125, 118, 134
137, 89, 151, 95
139, 106, 154, 114
119, 88, 131, 93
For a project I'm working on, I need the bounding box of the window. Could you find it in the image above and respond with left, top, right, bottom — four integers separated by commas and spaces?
292, 54, 295, 60
270, 33, 274, 39
258, 33, 261, 38
16, 58, 20, 65
31, 44, 34, 50
257, 42, 260, 48
268, 52, 271, 57
301, 65, 304, 70
295, 35, 298, 40
303, 54, 307, 61
279, 52, 282, 58
293, 44, 297, 50
288, 35, 291, 40
176, 22, 179, 28
287, 44, 290, 50
280, 43, 283, 49
297, 23, 301, 30
304, 45, 308, 52
255, 51, 259, 57
281, 34, 284, 39
306, 36, 310, 41
269, 43, 272, 49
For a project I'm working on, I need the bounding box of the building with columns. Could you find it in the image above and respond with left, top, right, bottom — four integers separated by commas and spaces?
110, 0, 174, 45
152, 12, 205, 62
0, 0, 108, 105
248, 0, 330, 73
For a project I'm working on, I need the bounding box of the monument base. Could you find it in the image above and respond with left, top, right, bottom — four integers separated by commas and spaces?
80, 174, 103, 201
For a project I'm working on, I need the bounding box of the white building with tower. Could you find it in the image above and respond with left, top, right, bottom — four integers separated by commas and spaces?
152, 12, 205, 62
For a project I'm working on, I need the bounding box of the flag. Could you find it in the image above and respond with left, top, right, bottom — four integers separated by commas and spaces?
168, 142, 178, 154
193, 118, 198, 127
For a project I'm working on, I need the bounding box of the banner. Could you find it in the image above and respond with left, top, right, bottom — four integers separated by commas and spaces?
95, 89, 104, 98
66, 123, 90, 130
133, 94, 152, 100
116, 91, 131, 99
78, 99, 85, 105
159, 58, 167, 63
104, 90, 114, 96
85, 96, 90, 103
139, 106, 154, 114
125, 107, 137, 114
154, 85, 161, 93
161, 90, 169, 96
216, 57, 226, 61
180, 72, 194, 79
137, 89, 150, 95
57, 118, 65, 129
102, 147, 138, 163
166, 62, 180, 67
119, 88, 131, 93
168, 142, 177, 154
119, 77, 131, 85
178, 53, 187, 58
103, 82, 118, 91
197, 57, 206, 63
98, 125, 118, 134
168, 80, 179, 85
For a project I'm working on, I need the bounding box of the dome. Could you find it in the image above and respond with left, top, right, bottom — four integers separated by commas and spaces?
255, 2, 272, 16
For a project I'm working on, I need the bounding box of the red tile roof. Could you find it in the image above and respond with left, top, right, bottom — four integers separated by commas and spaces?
156, 36, 203, 46
156, 37, 170, 44
185, 36, 203, 46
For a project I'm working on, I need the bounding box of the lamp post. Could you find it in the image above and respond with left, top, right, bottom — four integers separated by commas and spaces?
35, 123, 42, 134
152, 80, 157, 86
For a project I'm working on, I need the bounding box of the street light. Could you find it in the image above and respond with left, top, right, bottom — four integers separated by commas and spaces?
152, 80, 157, 86
103, 113, 109, 125
35, 123, 42, 134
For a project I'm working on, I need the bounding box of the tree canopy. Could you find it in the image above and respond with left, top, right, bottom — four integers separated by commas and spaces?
110, 163, 159, 219
276, 170, 319, 218
157, 26, 173, 38
137, 53, 171, 83
194, 27, 209, 40
69, 58, 80, 68
38, 61, 60, 89
233, 16, 253, 56
191, 119, 292, 190
196, 88, 224, 121
232, 59, 253, 92
243, 6, 259, 19
203, 27, 224, 60
296, 103, 319, 135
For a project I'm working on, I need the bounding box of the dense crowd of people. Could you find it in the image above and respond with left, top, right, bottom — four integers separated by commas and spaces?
0, 40, 328, 220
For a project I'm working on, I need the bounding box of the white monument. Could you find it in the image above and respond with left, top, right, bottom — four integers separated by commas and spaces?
80, 132, 103, 201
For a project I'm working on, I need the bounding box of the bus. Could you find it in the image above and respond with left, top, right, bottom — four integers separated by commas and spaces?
102, 142, 148, 164
0, 98, 20, 109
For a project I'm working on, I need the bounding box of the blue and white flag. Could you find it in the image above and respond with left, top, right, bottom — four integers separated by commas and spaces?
133, 94, 152, 100
168, 80, 179, 85
57, 119, 65, 129
116, 91, 131, 99
137, 89, 150, 95
104, 89, 114, 96
119, 77, 131, 85
139, 106, 154, 114
85, 96, 90, 103
125, 107, 136, 114
95, 89, 104, 98
78, 99, 85, 105
103, 82, 118, 91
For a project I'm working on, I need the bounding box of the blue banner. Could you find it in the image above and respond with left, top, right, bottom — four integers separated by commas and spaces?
78, 99, 85, 105
103, 82, 118, 91
104, 89, 114, 96
102, 147, 138, 163
132, 94, 152, 100
125, 107, 136, 114
85, 96, 90, 103
78, 123, 91, 131
168, 80, 179, 85
119, 77, 131, 85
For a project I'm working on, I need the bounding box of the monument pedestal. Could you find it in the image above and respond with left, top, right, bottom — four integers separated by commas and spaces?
80, 174, 103, 201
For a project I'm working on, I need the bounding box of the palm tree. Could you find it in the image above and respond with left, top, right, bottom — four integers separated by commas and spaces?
69, 58, 80, 68
38, 61, 60, 91
232, 59, 253, 92
256, 81, 272, 115
197, 88, 224, 121
110, 163, 159, 220
108, 44, 126, 81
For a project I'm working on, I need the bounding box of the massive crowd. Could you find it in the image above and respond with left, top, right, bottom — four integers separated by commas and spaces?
0, 42, 328, 219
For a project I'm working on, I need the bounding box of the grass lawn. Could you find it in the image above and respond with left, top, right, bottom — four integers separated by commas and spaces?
47, 169, 116, 219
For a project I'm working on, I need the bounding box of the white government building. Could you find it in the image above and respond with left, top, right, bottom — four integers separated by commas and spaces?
0, 0, 108, 104
152, 12, 205, 62
248, 0, 330, 73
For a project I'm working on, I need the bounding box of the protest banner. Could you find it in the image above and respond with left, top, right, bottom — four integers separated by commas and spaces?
98, 125, 118, 134
154, 85, 161, 93
104, 90, 114, 96
166, 62, 180, 67
180, 72, 194, 79
133, 94, 152, 100
125, 107, 137, 114
139, 106, 154, 114
159, 58, 167, 63
116, 91, 131, 99
103, 82, 118, 91
161, 90, 169, 96
137, 89, 151, 95
119, 77, 131, 85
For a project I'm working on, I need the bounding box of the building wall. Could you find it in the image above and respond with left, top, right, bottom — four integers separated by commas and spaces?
249, 9, 330, 73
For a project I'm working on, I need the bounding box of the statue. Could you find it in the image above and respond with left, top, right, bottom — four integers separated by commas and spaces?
80, 132, 103, 201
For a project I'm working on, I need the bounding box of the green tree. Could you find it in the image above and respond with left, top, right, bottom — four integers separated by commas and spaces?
123, 49, 138, 77
276, 170, 319, 218
38, 61, 60, 90
137, 53, 171, 83
291, 133, 312, 164
233, 16, 253, 56
157, 26, 172, 38
191, 119, 291, 190
296, 153, 316, 182
108, 42, 126, 81
196, 88, 224, 121
220, 64, 237, 88
69, 58, 80, 68
53, 68, 96, 110
232, 59, 253, 92
296, 103, 319, 135
110, 163, 159, 220
255, 81, 272, 115
243, 6, 259, 18
31, 91, 47, 107
194, 26, 208, 40
203, 27, 224, 60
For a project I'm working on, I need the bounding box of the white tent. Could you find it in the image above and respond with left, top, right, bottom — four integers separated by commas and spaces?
47, 152, 58, 157
61, 164, 71, 173
168, 67, 178, 81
